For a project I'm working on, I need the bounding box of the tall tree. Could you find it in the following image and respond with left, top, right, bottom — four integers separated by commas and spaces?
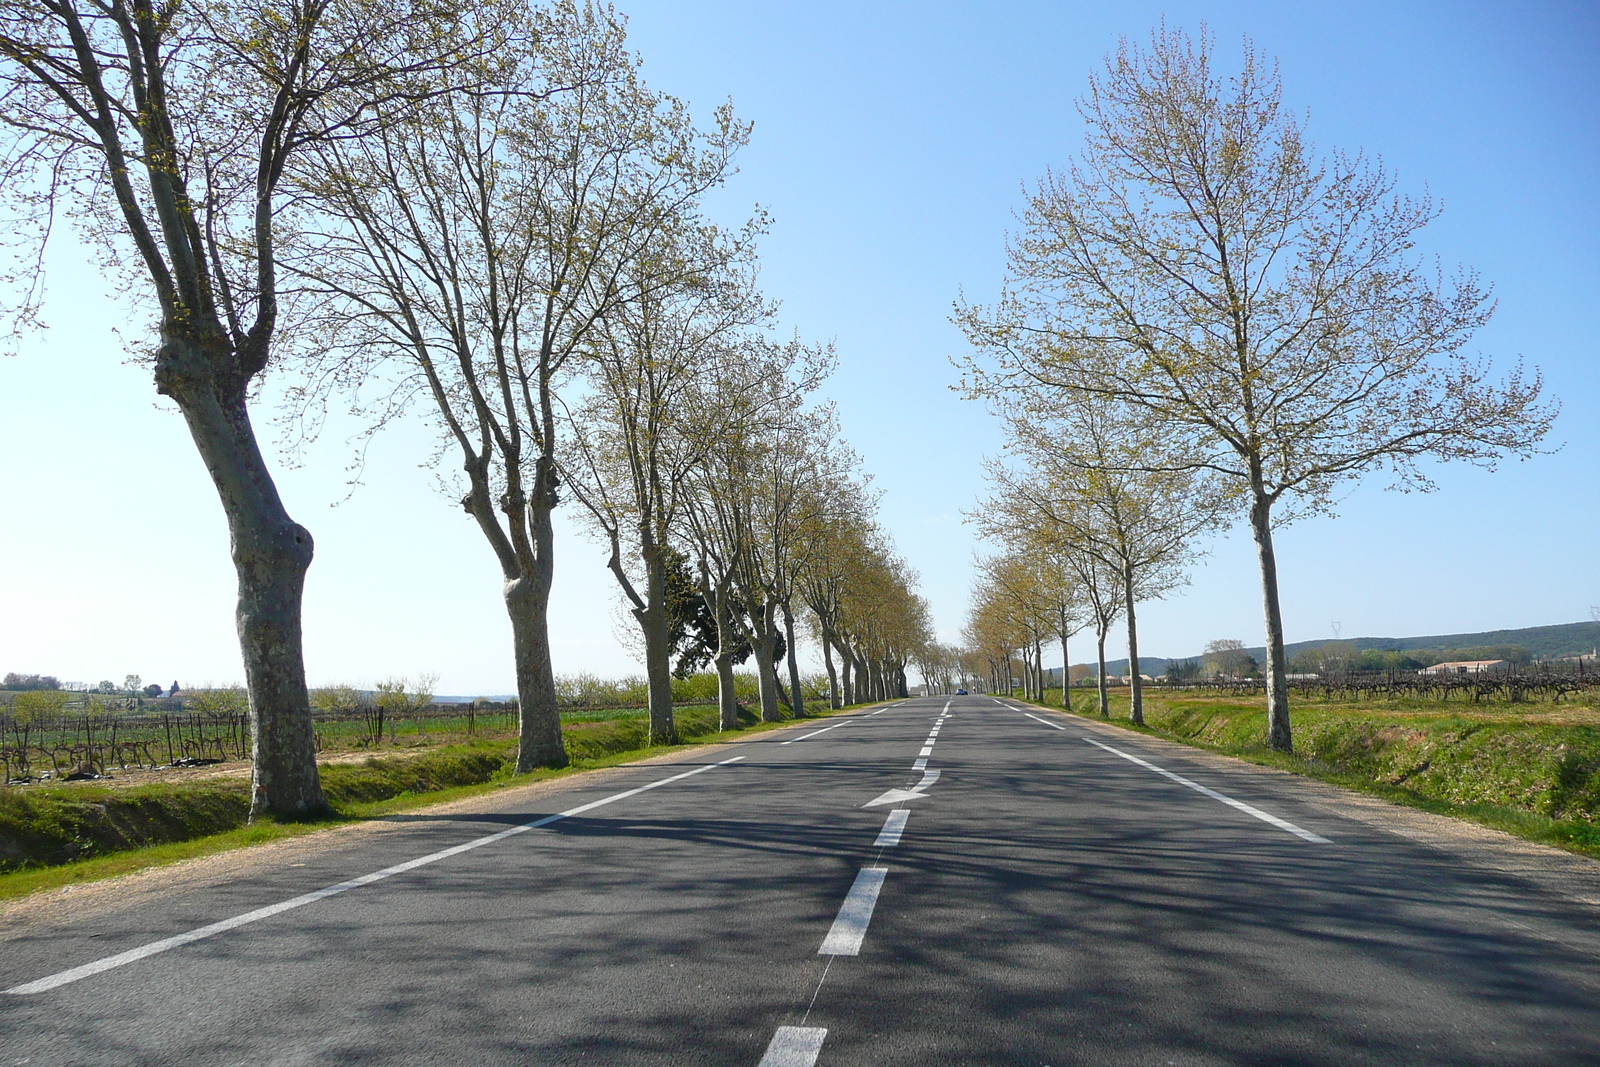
958, 26, 1554, 750
983, 391, 1219, 724
285, 2, 739, 772
681, 335, 826, 729
0, 0, 502, 816
564, 228, 765, 744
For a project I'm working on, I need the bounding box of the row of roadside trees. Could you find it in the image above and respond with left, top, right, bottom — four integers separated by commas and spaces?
955, 27, 1554, 751
0, 0, 929, 818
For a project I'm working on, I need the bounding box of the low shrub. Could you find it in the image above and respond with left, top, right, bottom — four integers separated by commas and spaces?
0, 781, 250, 872
1073, 694, 1600, 853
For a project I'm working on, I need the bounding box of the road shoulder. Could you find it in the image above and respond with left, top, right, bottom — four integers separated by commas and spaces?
1011, 697, 1600, 910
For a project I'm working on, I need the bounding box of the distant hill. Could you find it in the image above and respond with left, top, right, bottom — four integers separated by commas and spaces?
1070, 620, 1600, 677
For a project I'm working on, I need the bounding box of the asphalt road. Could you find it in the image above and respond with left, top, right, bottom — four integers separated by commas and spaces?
4, 695, 1600, 1065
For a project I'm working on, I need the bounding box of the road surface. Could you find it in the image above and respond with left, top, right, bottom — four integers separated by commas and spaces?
4, 695, 1600, 1065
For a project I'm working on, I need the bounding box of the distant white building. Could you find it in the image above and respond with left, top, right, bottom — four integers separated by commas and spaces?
1418, 660, 1507, 676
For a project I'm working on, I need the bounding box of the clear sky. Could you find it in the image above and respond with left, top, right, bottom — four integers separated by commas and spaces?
2, 0, 1596, 693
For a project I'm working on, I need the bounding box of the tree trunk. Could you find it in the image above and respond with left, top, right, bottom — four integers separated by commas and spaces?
159, 343, 325, 820
838, 642, 854, 705
506, 574, 567, 772
715, 650, 739, 731
640, 607, 677, 744
697, 565, 741, 731
638, 546, 677, 745
781, 600, 806, 717
713, 598, 740, 731
1095, 625, 1110, 718
1059, 627, 1071, 712
1123, 560, 1144, 727
508, 492, 568, 772
772, 661, 793, 712
821, 631, 841, 709
752, 601, 783, 722
1249, 487, 1293, 752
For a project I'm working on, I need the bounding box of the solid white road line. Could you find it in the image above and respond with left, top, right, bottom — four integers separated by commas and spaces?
5, 756, 747, 996
819, 868, 888, 956
1024, 712, 1066, 731
1083, 737, 1331, 844
874, 810, 910, 847
779, 720, 855, 745
757, 1025, 828, 1067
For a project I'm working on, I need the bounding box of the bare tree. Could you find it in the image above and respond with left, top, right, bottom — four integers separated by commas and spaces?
958, 26, 1555, 750
794, 471, 877, 708
0, 0, 503, 816
564, 228, 766, 744
737, 404, 843, 721
1202, 638, 1254, 680
984, 391, 1221, 724
284, 2, 739, 772
796, 483, 880, 707
680, 336, 826, 729
975, 484, 1121, 716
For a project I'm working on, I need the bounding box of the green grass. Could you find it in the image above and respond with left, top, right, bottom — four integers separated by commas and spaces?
0, 698, 866, 901
1024, 690, 1600, 858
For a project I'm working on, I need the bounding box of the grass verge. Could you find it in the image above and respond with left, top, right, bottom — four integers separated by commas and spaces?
0, 700, 870, 901
1020, 691, 1600, 859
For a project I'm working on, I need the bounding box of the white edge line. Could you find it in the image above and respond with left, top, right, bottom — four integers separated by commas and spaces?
1082, 737, 1331, 844
779, 720, 855, 745
5, 756, 746, 995
1024, 712, 1067, 731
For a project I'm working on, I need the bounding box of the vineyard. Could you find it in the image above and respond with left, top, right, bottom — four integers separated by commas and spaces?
0, 700, 704, 785
1146, 663, 1600, 705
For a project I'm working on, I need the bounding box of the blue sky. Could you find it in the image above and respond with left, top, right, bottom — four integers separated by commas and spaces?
1, 1, 1595, 691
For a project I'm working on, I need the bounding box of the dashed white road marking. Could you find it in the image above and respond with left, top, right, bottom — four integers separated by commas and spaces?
5, 756, 747, 996
1083, 737, 1332, 844
819, 868, 888, 955
918, 745, 933, 757
757, 1025, 828, 1067
1024, 712, 1066, 731
874, 810, 910, 847
911, 758, 928, 771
